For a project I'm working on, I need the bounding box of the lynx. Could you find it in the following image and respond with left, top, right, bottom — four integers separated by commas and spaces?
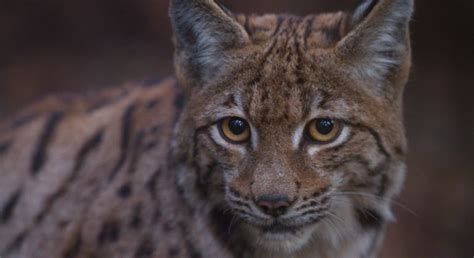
0, 0, 413, 257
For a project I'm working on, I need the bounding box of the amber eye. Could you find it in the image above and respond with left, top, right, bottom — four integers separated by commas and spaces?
306, 118, 342, 143
219, 117, 251, 143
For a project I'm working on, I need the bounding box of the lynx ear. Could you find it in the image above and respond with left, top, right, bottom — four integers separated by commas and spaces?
170, 0, 249, 87
336, 0, 414, 97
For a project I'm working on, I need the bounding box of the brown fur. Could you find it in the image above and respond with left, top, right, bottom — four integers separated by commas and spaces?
0, 0, 413, 257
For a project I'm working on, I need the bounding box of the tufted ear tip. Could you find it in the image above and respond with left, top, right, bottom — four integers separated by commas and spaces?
169, 0, 249, 87
351, 0, 414, 28
336, 0, 414, 97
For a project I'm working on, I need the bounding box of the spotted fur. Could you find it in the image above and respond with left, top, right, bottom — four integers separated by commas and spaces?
0, 0, 413, 257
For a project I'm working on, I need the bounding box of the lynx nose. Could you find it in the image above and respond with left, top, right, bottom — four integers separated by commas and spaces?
256, 195, 291, 217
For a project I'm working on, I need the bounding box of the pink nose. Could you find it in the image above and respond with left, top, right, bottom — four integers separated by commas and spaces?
256, 195, 291, 217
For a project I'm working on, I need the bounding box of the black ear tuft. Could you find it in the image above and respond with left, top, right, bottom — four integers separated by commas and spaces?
169, 0, 249, 87
351, 0, 380, 28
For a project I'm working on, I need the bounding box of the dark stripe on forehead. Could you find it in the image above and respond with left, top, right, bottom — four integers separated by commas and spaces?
294, 27, 305, 85
249, 40, 277, 85
322, 17, 343, 43
301, 89, 331, 120
222, 94, 238, 108
303, 16, 315, 49
31, 111, 65, 175
286, 16, 299, 31
109, 103, 137, 180
272, 16, 285, 37
317, 90, 331, 110
242, 33, 280, 94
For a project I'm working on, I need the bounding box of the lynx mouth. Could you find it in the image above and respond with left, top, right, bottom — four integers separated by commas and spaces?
261, 222, 301, 234
250, 219, 323, 251
256, 216, 325, 236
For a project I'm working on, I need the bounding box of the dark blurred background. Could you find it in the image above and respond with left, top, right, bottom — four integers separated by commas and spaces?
0, 0, 473, 257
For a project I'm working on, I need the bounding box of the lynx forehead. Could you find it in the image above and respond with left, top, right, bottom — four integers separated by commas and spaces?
0, 0, 413, 258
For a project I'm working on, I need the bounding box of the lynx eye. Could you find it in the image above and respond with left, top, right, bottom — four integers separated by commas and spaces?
306, 118, 342, 143
219, 117, 250, 143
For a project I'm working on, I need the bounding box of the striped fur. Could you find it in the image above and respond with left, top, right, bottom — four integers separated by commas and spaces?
0, 0, 413, 258
0, 79, 232, 258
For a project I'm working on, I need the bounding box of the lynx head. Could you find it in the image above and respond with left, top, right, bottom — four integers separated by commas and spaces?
170, 0, 413, 253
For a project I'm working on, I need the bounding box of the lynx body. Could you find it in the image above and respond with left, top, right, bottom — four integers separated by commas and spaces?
0, 0, 413, 257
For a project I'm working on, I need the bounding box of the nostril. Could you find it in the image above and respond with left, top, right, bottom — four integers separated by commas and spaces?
256, 195, 291, 217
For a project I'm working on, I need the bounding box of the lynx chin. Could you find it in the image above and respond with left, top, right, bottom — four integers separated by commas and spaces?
0, 0, 413, 257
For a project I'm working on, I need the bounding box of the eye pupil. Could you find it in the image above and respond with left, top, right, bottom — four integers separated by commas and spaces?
220, 117, 250, 143
306, 118, 341, 144
316, 119, 334, 135
229, 118, 247, 135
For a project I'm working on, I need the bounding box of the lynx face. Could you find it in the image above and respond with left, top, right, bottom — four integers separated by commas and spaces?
171, 0, 412, 254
